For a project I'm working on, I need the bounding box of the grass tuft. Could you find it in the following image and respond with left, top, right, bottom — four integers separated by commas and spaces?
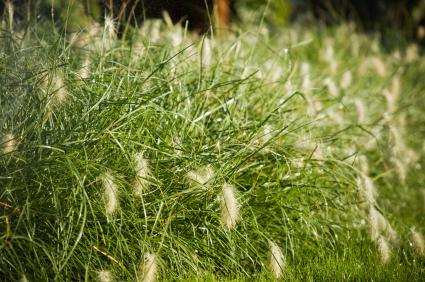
1, 7, 424, 281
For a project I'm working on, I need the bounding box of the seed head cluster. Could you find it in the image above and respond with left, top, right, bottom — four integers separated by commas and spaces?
368, 206, 397, 243
268, 240, 285, 278
220, 183, 239, 230
187, 166, 215, 188
410, 228, 425, 256
139, 253, 158, 282
377, 236, 392, 264
97, 270, 113, 282
134, 153, 151, 196
1, 133, 16, 154
101, 172, 119, 217
104, 16, 116, 40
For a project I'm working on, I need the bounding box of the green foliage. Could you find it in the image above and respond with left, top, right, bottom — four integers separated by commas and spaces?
1, 6, 424, 281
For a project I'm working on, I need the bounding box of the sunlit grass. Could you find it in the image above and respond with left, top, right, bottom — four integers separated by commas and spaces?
1, 10, 424, 281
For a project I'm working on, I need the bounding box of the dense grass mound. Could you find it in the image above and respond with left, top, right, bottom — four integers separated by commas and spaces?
1, 13, 424, 281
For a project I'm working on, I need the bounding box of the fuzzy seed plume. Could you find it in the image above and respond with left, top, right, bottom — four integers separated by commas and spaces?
220, 183, 239, 230
322, 41, 338, 74
144, 20, 161, 43
392, 49, 402, 60
410, 228, 425, 256
387, 227, 398, 244
201, 38, 212, 66
324, 77, 339, 97
357, 175, 376, 205
45, 74, 68, 109
388, 115, 412, 183
6, 1, 14, 30
187, 166, 214, 188
383, 76, 401, 114
97, 270, 113, 282
362, 175, 376, 203
306, 96, 323, 117
362, 127, 381, 151
53, 79, 68, 106
377, 236, 392, 264
2, 133, 16, 154
329, 60, 338, 74
300, 62, 311, 92
405, 44, 419, 63
328, 110, 344, 126
358, 155, 369, 174
104, 16, 116, 40
257, 124, 274, 145
391, 76, 401, 100
285, 79, 293, 94
389, 119, 406, 153
354, 99, 366, 124
370, 57, 386, 77
74, 23, 103, 49
324, 41, 334, 62
368, 206, 397, 242
392, 157, 407, 183
80, 57, 90, 79
369, 207, 384, 240
269, 240, 285, 278
383, 90, 396, 114
131, 42, 145, 63
168, 28, 182, 47
134, 153, 151, 196
297, 140, 324, 160
139, 253, 158, 282
101, 172, 119, 216
268, 63, 283, 82
340, 70, 352, 89
97, 16, 115, 50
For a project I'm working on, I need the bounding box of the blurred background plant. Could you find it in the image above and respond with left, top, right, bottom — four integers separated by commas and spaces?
1, 1, 424, 281
1, 0, 424, 46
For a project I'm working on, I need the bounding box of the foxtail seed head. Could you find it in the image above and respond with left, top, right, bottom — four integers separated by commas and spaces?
101, 172, 119, 217
268, 240, 285, 278
187, 166, 214, 188
410, 228, 425, 256
134, 153, 151, 196
377, 236, 392, 264
97, 270, 113, 282
2, 133, 16, 154
220, 183, 239, 230
139, 253, 158, 282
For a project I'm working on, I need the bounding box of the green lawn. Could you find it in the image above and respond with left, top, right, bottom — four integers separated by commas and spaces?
1, 9, 424, 281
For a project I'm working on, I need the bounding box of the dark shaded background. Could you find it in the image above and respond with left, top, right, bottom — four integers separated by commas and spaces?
1, 1, 424, 46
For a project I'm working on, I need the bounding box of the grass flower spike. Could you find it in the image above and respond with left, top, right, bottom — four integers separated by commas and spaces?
1, 133, 16, 154
377, 236, 392, 264
101, 172, 119, 217
269, 240, 285, 278
220, 183, 239, 230
409, 228, 425, 256
187, 165, 215, 188
139, 253, 158, 282
97, 270, 113, 282
134, 153, 151, 196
